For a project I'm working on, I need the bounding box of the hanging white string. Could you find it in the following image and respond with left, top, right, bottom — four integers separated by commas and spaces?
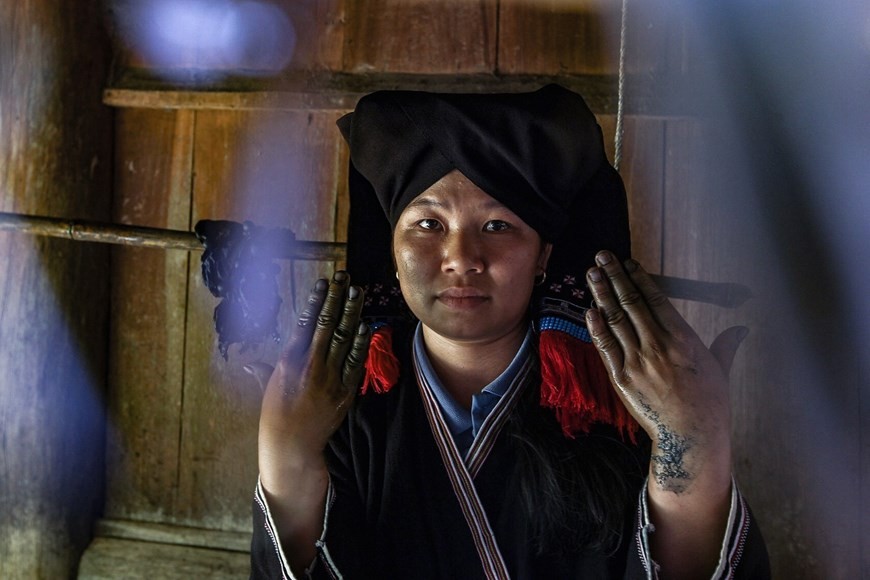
613, 0, 628, 172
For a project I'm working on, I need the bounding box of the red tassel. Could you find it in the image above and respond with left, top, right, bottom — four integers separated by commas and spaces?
361, 326, 400, 395
538, 330, 638, 443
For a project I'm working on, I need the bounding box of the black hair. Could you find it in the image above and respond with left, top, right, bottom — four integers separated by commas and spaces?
505, 362, 650, 556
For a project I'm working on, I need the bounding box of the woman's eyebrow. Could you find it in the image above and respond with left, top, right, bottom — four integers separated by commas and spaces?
405, 196, 444, 210
405, 196, 506, 211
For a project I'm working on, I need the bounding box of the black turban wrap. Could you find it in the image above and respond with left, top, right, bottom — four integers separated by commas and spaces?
339, 84, 637, 438
339, 83, 631, 321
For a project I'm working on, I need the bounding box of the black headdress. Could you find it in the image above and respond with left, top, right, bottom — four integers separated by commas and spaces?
340, 84, 637, 439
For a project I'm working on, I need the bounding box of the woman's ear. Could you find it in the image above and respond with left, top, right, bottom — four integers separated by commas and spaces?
538, 242, 553, 273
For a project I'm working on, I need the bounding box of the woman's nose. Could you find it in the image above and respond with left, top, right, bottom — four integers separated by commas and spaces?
442, 231, 484, 274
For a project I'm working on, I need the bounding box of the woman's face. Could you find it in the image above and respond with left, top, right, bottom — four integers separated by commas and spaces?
393, 169, 551, 345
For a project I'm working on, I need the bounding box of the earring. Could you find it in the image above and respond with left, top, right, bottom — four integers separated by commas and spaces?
534, 272, 547, 286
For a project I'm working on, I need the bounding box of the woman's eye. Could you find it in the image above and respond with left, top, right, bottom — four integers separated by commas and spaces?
484, 220, 510, 232
417, 218, 442, 230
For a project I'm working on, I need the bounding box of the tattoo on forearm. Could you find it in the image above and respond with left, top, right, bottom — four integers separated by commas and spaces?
652, 424, 693, 493
639, 397, 694, 493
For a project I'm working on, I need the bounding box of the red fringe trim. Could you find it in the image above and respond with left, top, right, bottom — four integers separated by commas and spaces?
361, 326, 400, 395
538, 330, 638, 443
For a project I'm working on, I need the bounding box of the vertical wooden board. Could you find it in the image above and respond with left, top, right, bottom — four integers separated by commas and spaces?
661, 119, 862, 578
343, 0, 497, 73
598, 115, 665, 273
621, 0, 682, 76
174, 109, 345, 530
1, 6, 111, 580
280, 0, 346, 70
498, 0, 618, 75
1, 1, 112, 577
333, 125, 351, 271
106, 108, 194, 523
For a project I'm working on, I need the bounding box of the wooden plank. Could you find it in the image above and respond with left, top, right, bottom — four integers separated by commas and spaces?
498, 0, 619, 75
284, 0, 346, 70
93, 519, 249, 553
0, 0, 112, 577
103, 69, 688, 116
105, 109, 194, 524
333, 120, 351, 271
342, 0, 497, 73
661, 119, 864, 579
77, 537, 249, 579
173, 109, 345, 530
622, 116, 665, 273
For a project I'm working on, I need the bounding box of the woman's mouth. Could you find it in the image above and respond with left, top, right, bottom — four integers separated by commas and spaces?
436, 288, 489, 309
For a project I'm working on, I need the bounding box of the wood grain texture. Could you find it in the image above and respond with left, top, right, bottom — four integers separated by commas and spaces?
498, 0, 618, 75
662, 119, 864, 579
105, 109, 194, 524
0, 0, 112, 577
343, 0, 497, 73
94, 519, 250, 553
598, 115, 665, 273
173, 110, 345, 530
78, 537, 249, 579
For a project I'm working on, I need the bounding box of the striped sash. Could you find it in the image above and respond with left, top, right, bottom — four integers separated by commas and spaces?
414, 347, 536, 580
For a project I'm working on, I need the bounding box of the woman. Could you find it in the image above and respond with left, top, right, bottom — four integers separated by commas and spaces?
249, 85, 769, 579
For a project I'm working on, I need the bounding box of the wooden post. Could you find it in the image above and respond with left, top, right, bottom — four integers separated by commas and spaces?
0, 0, 112, 577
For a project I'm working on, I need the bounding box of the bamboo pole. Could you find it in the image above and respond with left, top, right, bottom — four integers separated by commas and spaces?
0, 211, 750, 308
0, 211, 345, 261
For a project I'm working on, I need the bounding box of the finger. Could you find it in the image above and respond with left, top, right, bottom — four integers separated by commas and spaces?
309, 271, 350, 359
622, 258, 694, 337
586, 252, 641, 352
327, 285, 365, 370
243, 362, 275, 394
283, 278, 328, 358
343, 321, 371, 388
585, 307, 626, 382
709, 326, 749, 378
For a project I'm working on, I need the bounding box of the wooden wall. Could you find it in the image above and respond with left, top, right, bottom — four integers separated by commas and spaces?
0, 1, 113, 578
67, 1, 866, 579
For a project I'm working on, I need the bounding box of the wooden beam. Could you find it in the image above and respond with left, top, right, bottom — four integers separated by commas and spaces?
0, 212, 345, 261
102, 70, 688, 115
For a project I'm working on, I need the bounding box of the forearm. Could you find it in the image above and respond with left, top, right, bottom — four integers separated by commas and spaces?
646, 438, 733, 579
259, 446, 330, 573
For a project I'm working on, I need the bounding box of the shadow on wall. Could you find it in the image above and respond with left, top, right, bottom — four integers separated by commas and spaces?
672, 1, 869, 577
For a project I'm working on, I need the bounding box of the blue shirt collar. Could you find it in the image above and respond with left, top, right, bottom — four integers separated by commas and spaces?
413, 323, 534, 440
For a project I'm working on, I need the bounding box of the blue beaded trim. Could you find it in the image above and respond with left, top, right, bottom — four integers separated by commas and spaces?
537, 316, 593, 343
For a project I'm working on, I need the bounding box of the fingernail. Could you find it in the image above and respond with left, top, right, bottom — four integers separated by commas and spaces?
624, 259, 638, 273
587, 267, 603, 282
358, 321, 369, 335
586, 308, 600, 321
314, 279, 328, 292
737, 326, 750, 342
243, 364, 255, 375
334, 271, 348, 282
348, 286, 359, 300
596, 251, 612, 265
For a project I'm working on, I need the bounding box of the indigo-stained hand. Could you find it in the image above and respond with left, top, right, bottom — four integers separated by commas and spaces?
249, 271, 370, 467
584, 251, 746, 493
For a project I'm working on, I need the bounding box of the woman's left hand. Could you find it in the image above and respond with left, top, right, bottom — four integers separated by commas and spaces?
585, 250, 748, 578
584, 250, 746, 495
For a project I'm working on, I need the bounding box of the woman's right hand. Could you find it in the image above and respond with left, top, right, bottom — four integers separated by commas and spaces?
248, 271, 369, 567
253, 271, 370, 476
